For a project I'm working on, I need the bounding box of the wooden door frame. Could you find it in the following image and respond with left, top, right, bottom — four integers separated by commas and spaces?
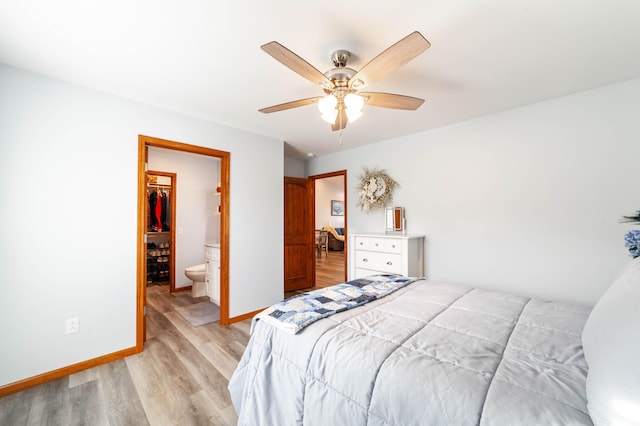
309, 170, 348, 283
136, 135, 231, 352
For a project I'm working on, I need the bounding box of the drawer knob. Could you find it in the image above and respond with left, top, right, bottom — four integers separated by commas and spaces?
374, 243, 379, 246
362, 258, 368, 262
359, 242, 364, 246
386, 261, 393, 265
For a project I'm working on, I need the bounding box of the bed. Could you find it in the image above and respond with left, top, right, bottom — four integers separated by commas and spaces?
229, 258, 640, 425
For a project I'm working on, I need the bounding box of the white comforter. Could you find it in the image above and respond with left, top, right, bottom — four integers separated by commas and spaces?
229, 280, 593, 425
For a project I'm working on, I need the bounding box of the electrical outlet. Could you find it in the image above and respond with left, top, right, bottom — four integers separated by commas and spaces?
66, 317, 79, 334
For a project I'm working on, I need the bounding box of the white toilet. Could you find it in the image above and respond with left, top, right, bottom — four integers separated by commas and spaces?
185, 263, 206, 297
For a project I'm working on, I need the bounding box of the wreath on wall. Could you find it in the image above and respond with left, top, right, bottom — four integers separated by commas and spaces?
356, 167, 398, 213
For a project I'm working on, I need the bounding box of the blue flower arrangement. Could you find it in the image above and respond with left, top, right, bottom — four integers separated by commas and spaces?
621, 209, 640, 258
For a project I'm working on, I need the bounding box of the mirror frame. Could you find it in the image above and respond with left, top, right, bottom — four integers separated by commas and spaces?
385, 206, 405, 233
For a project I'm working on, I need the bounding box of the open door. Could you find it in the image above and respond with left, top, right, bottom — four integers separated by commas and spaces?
284, 177, 315, 291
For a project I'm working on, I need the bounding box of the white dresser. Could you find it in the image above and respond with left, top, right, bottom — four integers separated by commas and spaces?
349, 233, 425, 280
205, 243, 220, 305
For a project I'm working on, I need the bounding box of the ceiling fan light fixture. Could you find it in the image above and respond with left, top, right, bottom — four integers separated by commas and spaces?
351, 78, 364, 89
260, 32, 430, 132
321, 110, 338, 124
344, 93, 365, 123
319, 81, 333, 90
318, 94, 338, 123
318, 94, 337, 113
345, 108, 363, 123
344, 93, 364, 111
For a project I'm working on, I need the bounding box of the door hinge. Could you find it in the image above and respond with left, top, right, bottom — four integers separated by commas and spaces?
143, 234, 147, 243
144, 305, 147, 316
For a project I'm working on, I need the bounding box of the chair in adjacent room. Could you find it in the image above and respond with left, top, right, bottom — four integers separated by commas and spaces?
315, 230, 328, 257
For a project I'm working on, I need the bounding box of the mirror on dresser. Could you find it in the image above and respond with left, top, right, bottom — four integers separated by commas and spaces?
385, 206, 405, 233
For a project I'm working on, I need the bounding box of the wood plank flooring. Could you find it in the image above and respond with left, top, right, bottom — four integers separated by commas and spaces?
315, 249, 346, 288
0, 286, 249, 425
0, 250, 346, 425
286, 249, 346, 298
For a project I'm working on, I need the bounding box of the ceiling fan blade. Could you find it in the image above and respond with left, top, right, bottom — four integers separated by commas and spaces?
349, 31, 430, 89
331, 109, 348, 131
360, 92, 425, 110
261, 41, 334, 90
259, 97, 322, 114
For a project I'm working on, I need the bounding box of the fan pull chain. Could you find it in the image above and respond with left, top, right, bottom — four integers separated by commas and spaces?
339, 109, 343, 145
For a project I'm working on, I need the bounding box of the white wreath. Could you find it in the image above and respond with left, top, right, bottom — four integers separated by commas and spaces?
356, 168, 398, 213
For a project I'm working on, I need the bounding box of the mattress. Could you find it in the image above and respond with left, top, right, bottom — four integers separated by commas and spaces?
229, 279, 593, 425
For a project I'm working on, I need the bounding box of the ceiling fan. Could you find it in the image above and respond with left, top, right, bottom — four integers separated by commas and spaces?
259, 31, 431, 131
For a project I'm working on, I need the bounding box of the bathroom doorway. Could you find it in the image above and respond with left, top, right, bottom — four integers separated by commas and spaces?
136, 135, 230, 350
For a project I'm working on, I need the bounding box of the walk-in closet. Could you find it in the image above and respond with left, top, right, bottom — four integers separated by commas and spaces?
146, 171, 175, 288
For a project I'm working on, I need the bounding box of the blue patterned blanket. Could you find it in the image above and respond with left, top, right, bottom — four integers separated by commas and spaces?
252, 274, 419, 334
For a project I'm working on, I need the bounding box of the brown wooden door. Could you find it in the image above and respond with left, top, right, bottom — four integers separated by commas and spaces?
284, 177, 315, 292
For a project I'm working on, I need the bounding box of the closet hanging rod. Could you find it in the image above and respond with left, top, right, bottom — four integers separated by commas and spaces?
148, 183, 171, 189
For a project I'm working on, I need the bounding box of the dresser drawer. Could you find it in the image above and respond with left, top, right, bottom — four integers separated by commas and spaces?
354, 236, 402, 254
352, 236, 382, 252
354, 236, 378, 251
383, 238, 402, 254
353, 250, 402, 274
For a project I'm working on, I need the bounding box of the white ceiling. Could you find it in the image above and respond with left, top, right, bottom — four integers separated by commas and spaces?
2, 1, 640, 159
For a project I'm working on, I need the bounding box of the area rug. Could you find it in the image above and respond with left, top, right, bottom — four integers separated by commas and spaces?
175, 301, 220, 327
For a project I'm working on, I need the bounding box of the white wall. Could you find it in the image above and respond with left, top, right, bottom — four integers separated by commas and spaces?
0, 64, 284, 387
148, 147, 220, 289
308, 78, 640, 306
284, 156, 305, 177
315, 176, 345, 229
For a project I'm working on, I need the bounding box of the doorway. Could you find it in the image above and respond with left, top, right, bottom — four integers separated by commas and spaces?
146, 170, 176, 291
136, 135, 230, 351
311, 170, 347, 287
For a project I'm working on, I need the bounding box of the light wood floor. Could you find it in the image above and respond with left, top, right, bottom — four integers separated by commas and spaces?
0, 286, 249, 425
0, 250, 346, 425
286, 249, 346, 298
314, 249, 346, 288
